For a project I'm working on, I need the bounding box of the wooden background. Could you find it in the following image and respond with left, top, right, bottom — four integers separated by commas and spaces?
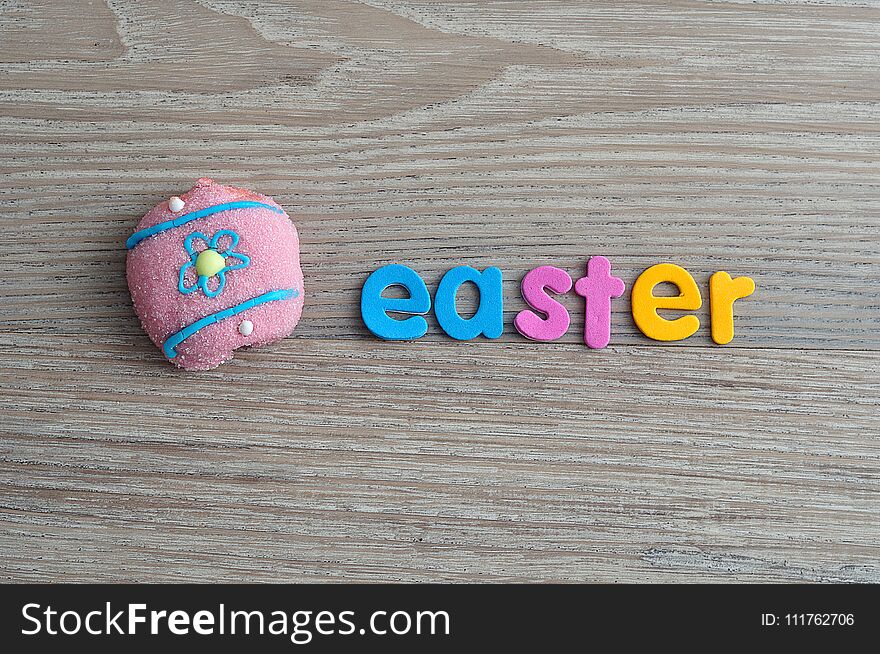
1, 0, 878, 583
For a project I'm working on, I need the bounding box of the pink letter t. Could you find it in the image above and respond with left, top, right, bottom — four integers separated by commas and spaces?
574, 256, 625, 349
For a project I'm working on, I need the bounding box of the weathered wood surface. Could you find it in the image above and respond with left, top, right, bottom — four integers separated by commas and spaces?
0, 0, 878, 582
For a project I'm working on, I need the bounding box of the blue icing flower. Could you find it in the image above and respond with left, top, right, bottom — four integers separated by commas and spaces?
178, 229, 250, 298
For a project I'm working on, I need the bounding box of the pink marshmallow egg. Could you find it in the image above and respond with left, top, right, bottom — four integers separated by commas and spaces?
126, 178, 304, 370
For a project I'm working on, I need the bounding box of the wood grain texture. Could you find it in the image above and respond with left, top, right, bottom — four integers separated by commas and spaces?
0, 0, 878, 582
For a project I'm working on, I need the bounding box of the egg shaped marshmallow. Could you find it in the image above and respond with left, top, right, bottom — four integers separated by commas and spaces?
126, 178, 304, 370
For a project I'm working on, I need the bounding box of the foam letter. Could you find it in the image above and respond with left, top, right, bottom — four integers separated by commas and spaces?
435, 266, 503, 340
631, 263, 701, 341
574, 256, 625, 349
709, 271, 755, 345
514, 266, 572, 341
361, 264, 431, 340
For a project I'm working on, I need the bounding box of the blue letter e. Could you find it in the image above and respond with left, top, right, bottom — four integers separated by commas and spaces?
435, 266, 504, 340
361, 264, 431, 340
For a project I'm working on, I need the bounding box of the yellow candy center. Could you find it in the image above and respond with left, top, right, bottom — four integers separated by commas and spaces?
195, 249, 226, 277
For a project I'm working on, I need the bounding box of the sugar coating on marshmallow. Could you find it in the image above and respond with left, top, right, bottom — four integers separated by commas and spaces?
126, 178, 304, 370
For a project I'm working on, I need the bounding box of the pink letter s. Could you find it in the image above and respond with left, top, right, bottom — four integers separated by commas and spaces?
514, 266, 573, 341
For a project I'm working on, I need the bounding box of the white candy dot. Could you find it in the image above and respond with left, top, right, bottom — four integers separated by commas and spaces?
169, 196, 185, 212
239, 320, 254, 336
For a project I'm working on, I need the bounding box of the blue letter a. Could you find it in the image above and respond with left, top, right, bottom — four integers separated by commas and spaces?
435, 266, 503, 340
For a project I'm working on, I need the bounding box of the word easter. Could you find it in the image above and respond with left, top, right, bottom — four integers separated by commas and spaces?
361, 257, 755, 346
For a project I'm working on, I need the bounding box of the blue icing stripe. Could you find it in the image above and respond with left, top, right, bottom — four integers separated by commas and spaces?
126, 201, 284, 250
162, 288, 299, 359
